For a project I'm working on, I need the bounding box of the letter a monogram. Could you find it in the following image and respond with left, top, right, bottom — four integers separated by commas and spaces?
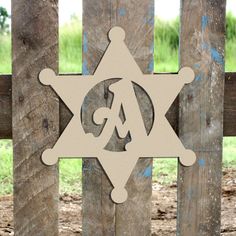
39, 27, 196, 203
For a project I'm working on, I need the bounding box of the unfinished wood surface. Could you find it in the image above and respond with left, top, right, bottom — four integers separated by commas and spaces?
224, 73, 236, 136
178, 0, 226, 235
12, 1, 59, 235
0, 75, 11, 138
82, 0, 154, 235
0, 73, 235, 139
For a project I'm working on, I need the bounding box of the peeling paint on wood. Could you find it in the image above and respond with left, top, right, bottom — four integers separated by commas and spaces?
82, 0, 154, 235
178, 0, 226, 235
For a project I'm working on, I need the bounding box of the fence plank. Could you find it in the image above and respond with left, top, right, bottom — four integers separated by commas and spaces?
82, 1, 116, 234
178, 0, 226, 235
12, 1, 59, 235
114, 1, 154, 235
0, 73, 235, 139
224, 73, 236, 136
0, 75, 11, 138
82, 0, 154, 235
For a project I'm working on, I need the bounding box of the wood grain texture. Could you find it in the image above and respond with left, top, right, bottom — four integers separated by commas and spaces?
224, 73, 236, 136
12, 1, 59, 235
112, 1, 154, 235
178, 0, 226, 235
0, 73, 235, 139
0, 75, 11, 138
82, 2, 116, 235
82, 0, 154, 235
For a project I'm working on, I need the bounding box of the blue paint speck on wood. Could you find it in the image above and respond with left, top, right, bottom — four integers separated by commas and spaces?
187, 187, 193, 199
82, 160, 92, 171
201, 15, 209, 31
143, 165, 152, 177
83, 33, 88, 53
119, 8, 126, 16
195, 72, 204, 81
202, 42, 209, 50
148, 60, 154, 73
150, 42, 154, 52
198, 158, 205, 167
82, 60, 89, 75
146, 4, 154, 26
211, 48, 224, 65
146, 17, 154, 26
195, 74, 202, 81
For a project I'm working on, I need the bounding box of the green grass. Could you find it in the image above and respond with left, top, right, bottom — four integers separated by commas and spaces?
154, 15, 236, 72
0, 140, 82, 195
153, 159, 177, 185
0, 140, 12, 195
1, 15, 236, 73
154, 18, 179, 72
59, 159, 82, 193
153, 137, 236, 184
225, 40, 236, 71
0, 33, 11, 74
154, 38, 236, 72
59, 20, 82, 73
0, 16, 236, 195
223, 137, 236, 167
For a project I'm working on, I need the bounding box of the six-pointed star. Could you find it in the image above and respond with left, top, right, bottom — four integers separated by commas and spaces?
39, 27, 196, 203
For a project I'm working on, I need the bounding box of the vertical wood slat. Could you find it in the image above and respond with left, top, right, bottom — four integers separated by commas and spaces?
114, 1, 154, 235
178, 0, 226, 235
12, 1, 59, 235
82, 0, 154, 235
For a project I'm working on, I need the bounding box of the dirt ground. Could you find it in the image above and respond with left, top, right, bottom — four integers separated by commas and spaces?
0, 168, 235, 236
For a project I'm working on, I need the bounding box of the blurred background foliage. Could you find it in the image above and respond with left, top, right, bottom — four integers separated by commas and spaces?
0, 10, 236, 73
0, 6, 9, 34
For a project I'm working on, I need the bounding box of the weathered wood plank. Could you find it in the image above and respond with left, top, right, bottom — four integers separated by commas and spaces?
0, 75, 11, 139
224, 73, 236, 136
12, 1, 59, 235
0, 73, 235, 139
82, 0, 154, 235
178, 0, 226, 235
113, 1, 154, 235
82, 1, 116, 234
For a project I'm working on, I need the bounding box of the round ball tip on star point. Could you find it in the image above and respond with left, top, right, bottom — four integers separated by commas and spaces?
111, 187, 128, 204
108, 26, 125, 42
41, 148, 59, 166
39, 68, 56, 86
179, 67, 195, 84
179, 149, 196, 166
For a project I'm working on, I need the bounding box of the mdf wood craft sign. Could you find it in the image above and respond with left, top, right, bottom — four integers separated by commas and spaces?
39, 27, 196, 203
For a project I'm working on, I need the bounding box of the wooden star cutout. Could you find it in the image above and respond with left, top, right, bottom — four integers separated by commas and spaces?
39, 27, 196, 203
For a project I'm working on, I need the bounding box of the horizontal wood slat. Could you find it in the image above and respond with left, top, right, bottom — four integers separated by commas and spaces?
0, 75, 12, 139
224, 73, 236, 136
0, 73, 235, 138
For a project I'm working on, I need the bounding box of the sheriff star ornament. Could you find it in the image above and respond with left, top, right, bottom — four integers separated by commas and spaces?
39, 27, 196, 203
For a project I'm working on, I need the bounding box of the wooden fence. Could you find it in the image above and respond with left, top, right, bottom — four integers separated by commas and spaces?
0, 0, 235, 235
